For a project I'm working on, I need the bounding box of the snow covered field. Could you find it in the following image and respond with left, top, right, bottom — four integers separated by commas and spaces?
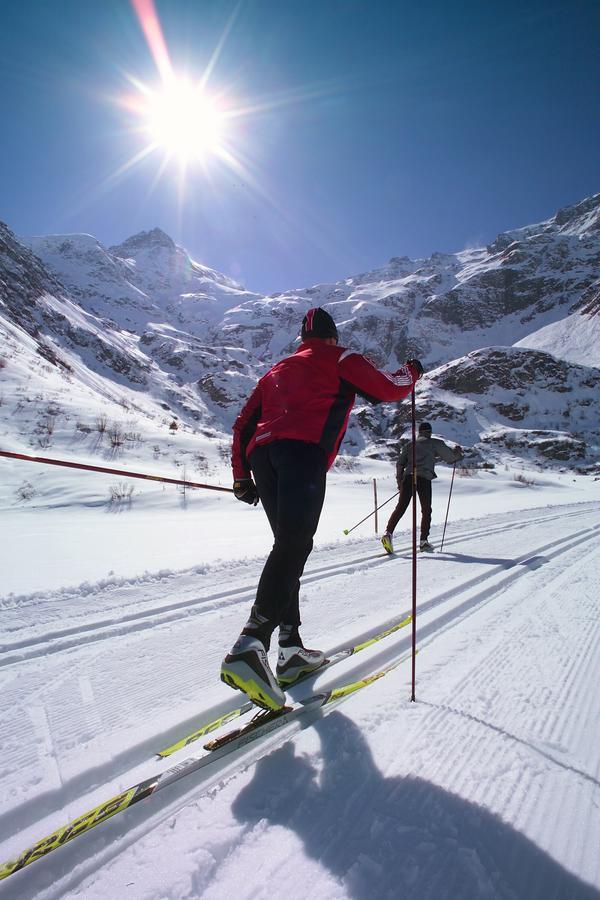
1, 461, 599, 898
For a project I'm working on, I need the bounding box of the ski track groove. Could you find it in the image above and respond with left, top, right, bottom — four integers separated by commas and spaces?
2, 502, 599, 889
1, 511, 597, 831
5, 508, 592, 758
0, 504, 597, 667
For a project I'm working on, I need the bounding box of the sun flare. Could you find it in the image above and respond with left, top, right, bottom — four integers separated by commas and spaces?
142, 79, 226, 164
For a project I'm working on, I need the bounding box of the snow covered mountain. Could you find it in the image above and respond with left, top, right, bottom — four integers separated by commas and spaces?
1, 192, 600, 471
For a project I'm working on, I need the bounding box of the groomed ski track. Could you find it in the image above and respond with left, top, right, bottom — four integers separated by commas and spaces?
1, 499, 599, 898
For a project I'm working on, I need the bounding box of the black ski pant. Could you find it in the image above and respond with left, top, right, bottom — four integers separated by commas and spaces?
385, 475, 432, 541
249, 439, 327, 638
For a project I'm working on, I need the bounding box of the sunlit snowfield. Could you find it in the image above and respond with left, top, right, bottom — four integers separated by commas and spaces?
1, 460, 599, 898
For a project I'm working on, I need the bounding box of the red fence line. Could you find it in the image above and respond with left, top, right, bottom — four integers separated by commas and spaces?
0, 450, 234, 494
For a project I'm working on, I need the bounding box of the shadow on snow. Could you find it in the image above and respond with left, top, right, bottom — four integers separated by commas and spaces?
233, 710, 599, 900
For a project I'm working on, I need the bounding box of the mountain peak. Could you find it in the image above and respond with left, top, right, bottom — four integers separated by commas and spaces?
553, 193, 600, 230
110, 228, 176, 257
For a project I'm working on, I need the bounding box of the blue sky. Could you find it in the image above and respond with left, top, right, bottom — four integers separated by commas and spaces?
1, 0, 599, 294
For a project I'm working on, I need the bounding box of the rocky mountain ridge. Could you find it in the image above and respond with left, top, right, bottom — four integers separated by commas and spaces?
1, 193, 599, 471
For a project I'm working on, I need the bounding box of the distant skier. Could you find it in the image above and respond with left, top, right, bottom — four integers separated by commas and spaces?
222, 307, 423, 710
381, 422, 463, 554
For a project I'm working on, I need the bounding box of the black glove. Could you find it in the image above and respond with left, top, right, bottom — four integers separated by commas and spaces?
233, 478, 259, 505
406, 358, 424, 377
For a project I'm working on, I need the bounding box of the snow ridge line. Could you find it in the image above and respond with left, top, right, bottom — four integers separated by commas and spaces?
1, 505, 596, 667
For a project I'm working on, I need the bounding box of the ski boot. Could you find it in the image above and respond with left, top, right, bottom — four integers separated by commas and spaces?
276, 645, 326, 685
221, 635, 286, 710
381, 532, 394, 554
419, 540, 434, 552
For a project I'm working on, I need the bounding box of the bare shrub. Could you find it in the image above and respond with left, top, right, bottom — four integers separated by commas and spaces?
457, 465, 476, 477
109, 482, 134, 502
193, 452, 208, 472
96, 414, 108, 434
16, 481, 36, 501
514, 472, 536, 487
0, 356, 6, 369
43, 415, 56, 435
108, 423, 124, 448
217, 442, 231, 462
334, 456, 361, 472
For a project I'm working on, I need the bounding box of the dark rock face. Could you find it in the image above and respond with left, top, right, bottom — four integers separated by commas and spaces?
0, 222, 63, 338
418, 346, 600, 466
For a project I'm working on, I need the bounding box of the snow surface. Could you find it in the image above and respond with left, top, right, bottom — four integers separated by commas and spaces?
1, 457, 599, 899
515, 311, 600, 368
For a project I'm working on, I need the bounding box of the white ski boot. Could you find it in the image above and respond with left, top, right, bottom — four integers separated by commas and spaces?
221, 635, 286, 710
276, 645, 326, 685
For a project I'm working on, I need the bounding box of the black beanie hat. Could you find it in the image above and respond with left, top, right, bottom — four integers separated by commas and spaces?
301, 307, 338, 341
419, 422, 432, 434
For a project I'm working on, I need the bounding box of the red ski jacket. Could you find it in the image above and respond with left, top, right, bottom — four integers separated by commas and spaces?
232, 339, 420, 479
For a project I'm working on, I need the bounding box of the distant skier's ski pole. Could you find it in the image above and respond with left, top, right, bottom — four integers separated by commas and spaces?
0, 450, 234, 493
410, 389, 418, 702
440, 464, 456, 552
343, 489, 400, 535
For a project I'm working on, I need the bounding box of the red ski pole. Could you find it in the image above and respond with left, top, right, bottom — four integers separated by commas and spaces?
410, 390, 417, 702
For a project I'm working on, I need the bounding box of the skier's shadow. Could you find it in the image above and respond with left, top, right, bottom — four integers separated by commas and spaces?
232, 711, 599, 900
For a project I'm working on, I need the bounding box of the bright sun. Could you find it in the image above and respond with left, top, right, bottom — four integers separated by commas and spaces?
142, 79, 226, 164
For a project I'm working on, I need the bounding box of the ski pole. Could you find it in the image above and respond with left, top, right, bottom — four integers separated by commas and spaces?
373, 478, 378, 534
439, 464, 456, 552
410, 389, 417, 702
343, 489, 400, 535
0, 450, 234, 493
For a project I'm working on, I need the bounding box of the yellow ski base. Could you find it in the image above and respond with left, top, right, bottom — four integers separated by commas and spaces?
220, 668, 285, 712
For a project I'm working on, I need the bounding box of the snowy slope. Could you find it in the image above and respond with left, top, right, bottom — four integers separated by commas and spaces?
2, 191, 600, 473
0, 469, 599, 898
515, 308, 600, 368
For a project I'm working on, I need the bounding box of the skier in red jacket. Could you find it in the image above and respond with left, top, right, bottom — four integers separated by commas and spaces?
221, 307, 423, 710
